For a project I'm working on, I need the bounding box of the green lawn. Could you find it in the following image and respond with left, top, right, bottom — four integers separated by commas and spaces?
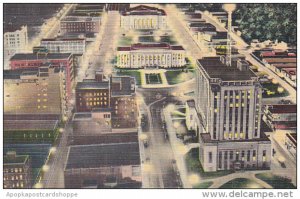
255, 173, 296, 189
118, 36, 133, 46
160, 35, 177, 45
261, 82, 289, 98
220, 178, 264, 189
185, 148, 233, 180
115, 70, 141, 85
193, 181, 213, 189
145, 73, 162, 84
165, 70, 195, 85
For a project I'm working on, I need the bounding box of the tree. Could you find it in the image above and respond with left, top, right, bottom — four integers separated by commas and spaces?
234, 4, 296, 46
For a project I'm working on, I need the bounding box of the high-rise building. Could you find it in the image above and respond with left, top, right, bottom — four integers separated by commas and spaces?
190, 56, 271, 171
4, 25, 28, 69
4, 151, 32, 189
9, 53, 74, 101
4, 64, 67, 117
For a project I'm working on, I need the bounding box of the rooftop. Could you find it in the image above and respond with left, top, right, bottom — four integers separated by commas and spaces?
10, 53, 72, 61
122, 5, 166, 16
76, 81, 109, 90
117, 43, 184, 51
4, 154, 29, 164
197, 57, 256, 81
4, 120, 58, 131
186, 99, 195, 108
286, 133, 297, 146
266, 104, 296, 114
263, 57, 297, 64
65, 142, 140, 169
62, 16, 100, 22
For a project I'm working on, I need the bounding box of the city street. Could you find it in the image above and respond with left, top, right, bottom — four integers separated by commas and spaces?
139, 91, 182, 188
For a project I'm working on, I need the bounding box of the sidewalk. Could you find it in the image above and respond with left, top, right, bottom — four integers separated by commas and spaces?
163, 107, 192, 188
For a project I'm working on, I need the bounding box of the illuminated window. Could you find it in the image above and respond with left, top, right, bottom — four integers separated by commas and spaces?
37, 99, 40, 102
214, 109, 218, 113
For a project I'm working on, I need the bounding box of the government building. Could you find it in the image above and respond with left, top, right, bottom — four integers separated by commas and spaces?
186, 56, 271, 172
117, 43, 186, 68
120, 5, 167, 30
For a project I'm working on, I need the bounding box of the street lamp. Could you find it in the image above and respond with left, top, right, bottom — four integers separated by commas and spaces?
223, 4, 236, 67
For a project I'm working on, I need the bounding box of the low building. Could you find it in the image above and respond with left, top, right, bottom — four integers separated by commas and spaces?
71, 112, 138, 145
120, 5, 167, 30
4, 120, 59, 144
75, 72, 137, 128
117, 43, 186, 68
60, 16, 101, 34
285, 132, 296, 158
4, 151, 32, 189
110, 76, 137, 128
40, 38, 86, 55
4, 25, 28, 69
4, 64, 67, 117
9, 53, 74, 101
263, 104, 297, 130
64, 142, 141, 188
75, 73, 111, 112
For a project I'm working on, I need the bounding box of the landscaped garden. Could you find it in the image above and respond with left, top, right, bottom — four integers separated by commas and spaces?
255, 172, 296, 189
219, 178, 264, 189
118, 35, 133, 46
165, 70, 195, 85
145, 73, 163, 84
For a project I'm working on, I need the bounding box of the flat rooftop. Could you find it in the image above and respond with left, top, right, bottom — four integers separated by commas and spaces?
266, 104, 296, 114
117, 43, 184, 51
4, 120, 58, 131
4, 154, 29, 164
197, 57, 256, 81
10, 53, 71, 61
76, 81, 109, 90
65, 142, 140, 169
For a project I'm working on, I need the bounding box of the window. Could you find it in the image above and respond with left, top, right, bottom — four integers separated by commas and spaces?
208, 152, 212, 163
132, 166, 140, 176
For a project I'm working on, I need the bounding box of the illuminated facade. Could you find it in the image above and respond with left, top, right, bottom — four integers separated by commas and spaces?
4, 25, 28, 69
120, 5, 167, 30
117, 43, 186, 68
40, 38, 86, 55
4, 151, 32, 189
191, 56, 271, 171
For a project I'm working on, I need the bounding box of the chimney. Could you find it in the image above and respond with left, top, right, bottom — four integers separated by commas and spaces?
95, 70, 104, 82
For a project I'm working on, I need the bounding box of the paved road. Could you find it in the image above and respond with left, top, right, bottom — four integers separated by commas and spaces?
164, 6, 203, 62
201, 11, 296, 104
139, 91, 182, 188
41, 118, 73, 188
80, 11, 120, 80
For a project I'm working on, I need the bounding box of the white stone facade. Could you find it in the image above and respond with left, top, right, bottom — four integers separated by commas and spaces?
40, 38, 86, 55
192, 57, 271, 171
117, 43, 186, 68
4, 26, 28, 69
120, 5, 167, 30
